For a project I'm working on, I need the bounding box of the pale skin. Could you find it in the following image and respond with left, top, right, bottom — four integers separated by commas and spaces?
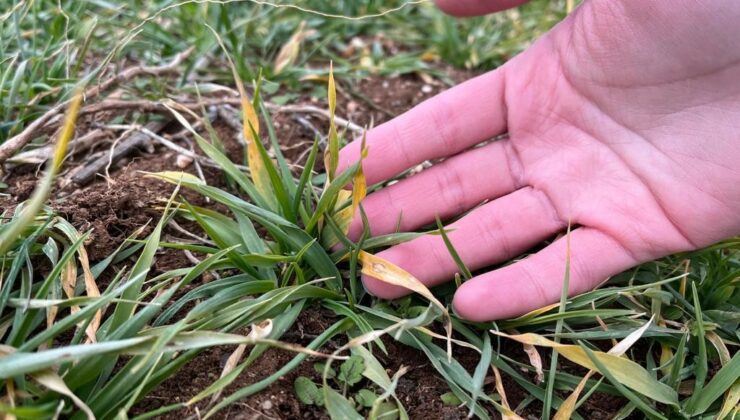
337, 0, 740, 321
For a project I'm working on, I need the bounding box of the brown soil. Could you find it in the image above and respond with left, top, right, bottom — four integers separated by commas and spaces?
0, 70, 632, 419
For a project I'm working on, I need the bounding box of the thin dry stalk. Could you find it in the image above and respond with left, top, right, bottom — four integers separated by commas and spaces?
0, 47, 193, 163
7, 129, 108, 165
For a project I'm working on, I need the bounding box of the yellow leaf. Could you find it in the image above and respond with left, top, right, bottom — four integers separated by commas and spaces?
0, 91, 81, 256
351, 136, 368, 212
54, 260, 77, 327
358, 251, 452, 360
323, 135, 368, 248
328, 62, 336, 117
492, 365, 524, 420
553, 316, 654, 419
553, 371, 593, 420
659, 343, 673, 376
491, 330, 678, 405
326, 62, 339, 180
145, 171, 204, 185
512, 302, 561, 321
51, 92, 82, 171
420, 51, 439, 63
299, 74, 329, 83
706, 331, 731, 366
240, 87, 277, 210
207, 24, 274, 208
717, 379, 739, 420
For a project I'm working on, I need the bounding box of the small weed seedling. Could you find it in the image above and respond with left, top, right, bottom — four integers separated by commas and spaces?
294, 357, 393, 416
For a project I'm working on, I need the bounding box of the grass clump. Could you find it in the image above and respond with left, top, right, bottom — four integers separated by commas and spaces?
148, 62, 739, 419
0, 1, 737, 419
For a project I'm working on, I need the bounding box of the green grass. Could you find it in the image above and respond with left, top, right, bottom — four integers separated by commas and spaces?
1, 1, 738, 419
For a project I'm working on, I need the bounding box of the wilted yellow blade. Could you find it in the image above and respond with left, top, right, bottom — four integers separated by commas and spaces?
326, 62, 339, 180
659, 343, 673, 376
351, 136, 369, 212
492, 365, 524, 420
514, 302, 561, 320
0, 91, 81, 256
328, 62, 336, 117
358, 251, 452, 360
351, 164, 366, 211
717, 379, 739, 420
553, 371, 593, 420
323, 135, 368, 248
299, 74, 330, 83
207, 24, 274, 208
51, 92, 82, 171
146, 171, 204, 185
554, 316, 654, 419
491, 330, 678, 405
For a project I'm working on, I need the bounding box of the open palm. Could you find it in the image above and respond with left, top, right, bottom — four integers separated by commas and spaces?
338, 0, 740, 321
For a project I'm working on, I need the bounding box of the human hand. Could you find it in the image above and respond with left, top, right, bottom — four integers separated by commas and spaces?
337, 0, 740, 321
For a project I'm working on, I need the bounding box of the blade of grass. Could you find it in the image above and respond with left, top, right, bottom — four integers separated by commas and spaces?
543, 223, 571, 419
580, 344, 666, 420
435, 215, 471, 280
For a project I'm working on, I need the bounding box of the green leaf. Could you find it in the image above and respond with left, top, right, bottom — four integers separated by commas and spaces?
685, 352, 740, 415
371, 401, 400, 420
440, 392, 462, 406
470, 332, 491, 416
0, 337, 150, 378
295, 377, 323, 406
324, 386, 363, 420
352, 345, 392, 389
106, 193, 172, 336
580, 344, 666, 420
247, 122, 295, 221
314, 363, 336, 379
293, 138, 319, 221
339, 355, 365, 387
356, 389, 378, 408
435, 215, 472, 280
305, 161, 360, 232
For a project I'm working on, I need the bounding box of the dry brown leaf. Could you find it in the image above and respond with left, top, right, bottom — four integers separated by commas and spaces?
273, 21, 316, 75
77, 245, 101, 343
51, 260, 78, 332
522, 343, 544, 383
210, 319, 274, 405
493, 366, 524, 419
3, 379, 17, 420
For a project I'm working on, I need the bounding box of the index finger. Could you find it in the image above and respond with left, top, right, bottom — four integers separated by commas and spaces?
435, 0, 531, 17
337, 68, 508, 185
